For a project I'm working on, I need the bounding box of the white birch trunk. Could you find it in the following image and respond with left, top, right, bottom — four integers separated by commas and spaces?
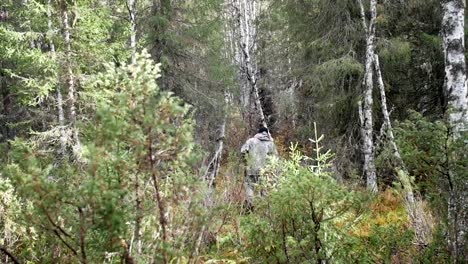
442, 0, 468, 133
231, 0, 267, 130
374, 55, 406, 177
61, 1, 81, 156
126, 1, 141, 257
129, 0, 137, 64
441, 0, 468, 260
375, 54, 432, 246
358, 0, 378, 193
206, 91, 229, 188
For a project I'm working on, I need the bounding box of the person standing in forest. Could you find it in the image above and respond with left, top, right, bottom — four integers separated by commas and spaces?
241, 127, 278, 210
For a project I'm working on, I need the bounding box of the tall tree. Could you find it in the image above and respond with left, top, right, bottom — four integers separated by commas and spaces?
441, 0, 468, 261
358, 0, 378, 193
126, 0, 142, 258
442, 0, 468, 134
60, 0, 81, 157
128, 0, 137, 64
374, 54, 433, 247
229, 0, 268, 132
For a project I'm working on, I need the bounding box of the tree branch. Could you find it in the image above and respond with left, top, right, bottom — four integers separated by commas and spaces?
0, 245, 21, 264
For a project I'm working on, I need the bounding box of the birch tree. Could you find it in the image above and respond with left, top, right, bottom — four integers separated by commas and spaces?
358, 0, 378, 193
129, 0, 136, 64
358, 0, 433, 244
442, 0, 468, 134
60, 0, 81, 157
126, 0, 142, 258
374, 54, 433, 247
441, 0, 468, 261
231, 0, 268, 131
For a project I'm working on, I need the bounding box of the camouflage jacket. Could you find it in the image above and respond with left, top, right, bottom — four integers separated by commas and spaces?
241, 132, 278, 175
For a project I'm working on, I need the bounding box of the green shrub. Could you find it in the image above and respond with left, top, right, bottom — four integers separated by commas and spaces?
241, 143, 367, 263
2, 51, 205, 263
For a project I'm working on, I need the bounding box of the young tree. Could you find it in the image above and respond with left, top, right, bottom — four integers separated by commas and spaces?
3, 52, 205, 263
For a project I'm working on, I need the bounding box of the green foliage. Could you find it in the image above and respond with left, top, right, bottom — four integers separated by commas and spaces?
0, 177, 39, 260
262, 0, 447, 183
139, 0, 234, 148
85, 51, 205, 262
394, 111, 448, 203
313, 55, 364, 91
392, 111, 468, 262
73, 3, 130, 72
0, 0, 130, 143
377, 0, 445, 119
378, 38, 413, 80
264, 0, 363, 141
346, 189, 414, 263
242, 141, 366, 263
417, 226, 451, 263
2, 52, 205, 262
229, 129, 419, 263
0, 1, 56, 105
353, 222, 414, 263
0, 0, 464, 263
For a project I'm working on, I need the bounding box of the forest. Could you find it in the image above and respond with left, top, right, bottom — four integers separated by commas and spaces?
0, 0, 467, 263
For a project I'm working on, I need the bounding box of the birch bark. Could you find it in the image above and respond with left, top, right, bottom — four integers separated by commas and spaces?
442, 0, 468, 133
358, 0, 378, 193
129, 0, 136, 64
232, 0, 267, 130
60, 0, 81, 157
374, 54, 432, 246
126, 0, 142, 258
204, 91, 229, 190
441, 0, 468, 260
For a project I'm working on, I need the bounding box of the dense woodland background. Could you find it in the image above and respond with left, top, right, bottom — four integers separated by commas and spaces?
0, 0, 467, 263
